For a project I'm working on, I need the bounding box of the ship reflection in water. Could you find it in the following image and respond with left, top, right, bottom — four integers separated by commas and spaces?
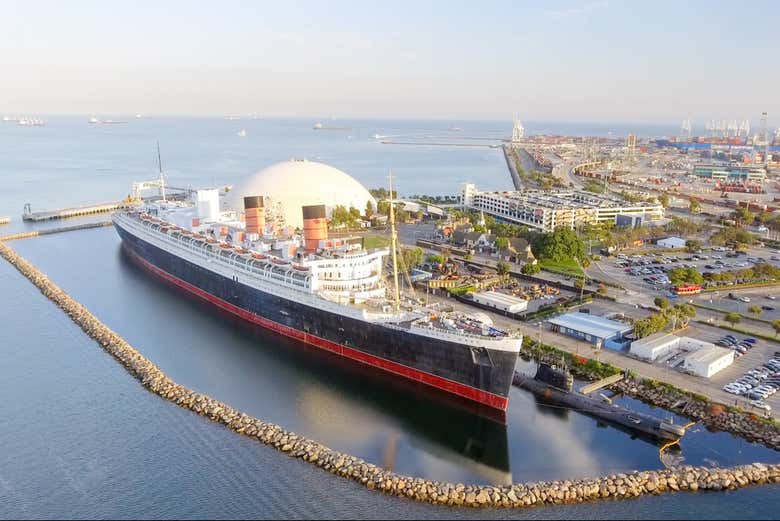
297, 378, 512, 485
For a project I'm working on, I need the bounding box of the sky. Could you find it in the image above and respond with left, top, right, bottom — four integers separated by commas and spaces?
1, 0, 778, 124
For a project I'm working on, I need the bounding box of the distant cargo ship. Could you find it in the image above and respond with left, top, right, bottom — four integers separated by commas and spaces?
89, 116, 128, 125
113, 163, 521, 411
313, 121, 352, 131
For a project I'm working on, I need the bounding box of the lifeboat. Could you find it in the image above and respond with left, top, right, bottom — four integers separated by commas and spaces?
251, 252, 267, 259
206, 238, 218, 244
293, 264, 310, 271
219, 243, 232, 249
272, 257, 290, 265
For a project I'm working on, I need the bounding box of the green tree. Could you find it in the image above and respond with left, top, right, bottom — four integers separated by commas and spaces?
724, 312, 741, 327
400, 247, 424, 271
658, 194, 670, 208
521, 263, 541, 275
667, 303, 696, 328
749, 305, 763, 318
669, 267, 705, 286
685, 239, 703, 253
732, 207, 754, 228
688, 198, 701, 213
496, 261, 511, 276
634, 313, 669, 338
364, 200, 374, 219
773, 319, 780, 338
532, 227, 586, 263
654, 296, 669, 310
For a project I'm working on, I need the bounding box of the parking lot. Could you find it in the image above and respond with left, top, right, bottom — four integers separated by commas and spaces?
693, 287, 780, 322
674, 322, 780, 412
593, 246, 780, 297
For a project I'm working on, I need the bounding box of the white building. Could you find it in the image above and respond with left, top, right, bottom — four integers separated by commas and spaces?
472, 291, 528, 314
631, 333, 717, 361
656, 236, 686, 249
461, 184, 663, 232
630, 332, 679, 361
683, 346, 735, 378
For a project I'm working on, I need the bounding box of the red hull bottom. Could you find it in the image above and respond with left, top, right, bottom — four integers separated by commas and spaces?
124, 246, 509, 411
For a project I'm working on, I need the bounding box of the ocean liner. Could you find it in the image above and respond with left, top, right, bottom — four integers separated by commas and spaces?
113, 163, 521, 410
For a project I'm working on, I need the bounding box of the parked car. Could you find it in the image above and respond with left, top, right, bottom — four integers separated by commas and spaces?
750, 400, 772, 412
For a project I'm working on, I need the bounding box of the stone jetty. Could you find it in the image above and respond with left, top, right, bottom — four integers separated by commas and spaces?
1, 238, 779, 508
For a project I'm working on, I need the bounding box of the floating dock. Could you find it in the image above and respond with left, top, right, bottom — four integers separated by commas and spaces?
22, 202, 122, 222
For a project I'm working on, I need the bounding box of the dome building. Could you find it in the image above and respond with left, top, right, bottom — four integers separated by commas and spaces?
232, 159, 376, 229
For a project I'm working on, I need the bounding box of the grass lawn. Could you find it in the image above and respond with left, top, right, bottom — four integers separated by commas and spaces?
538, 258, 584, 277
363, 235, 390, 249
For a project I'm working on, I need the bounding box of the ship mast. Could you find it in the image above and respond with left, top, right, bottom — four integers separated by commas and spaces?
157, 141, 167, 202
388, 169, 401, 313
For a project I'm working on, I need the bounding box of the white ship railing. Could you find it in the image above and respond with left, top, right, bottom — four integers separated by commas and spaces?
114, 211, 522, 349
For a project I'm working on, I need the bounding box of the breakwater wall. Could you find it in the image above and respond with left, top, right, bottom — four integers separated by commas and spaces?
1, 240, 779, 508
0, 221, 114, 241
502, 144, 523, 190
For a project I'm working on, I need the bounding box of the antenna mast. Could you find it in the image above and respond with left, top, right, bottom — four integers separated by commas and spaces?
157, 141, 167, 202
388, 169, 401, 314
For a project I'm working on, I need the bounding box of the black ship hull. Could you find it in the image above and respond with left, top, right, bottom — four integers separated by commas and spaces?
114, 220, 518, 410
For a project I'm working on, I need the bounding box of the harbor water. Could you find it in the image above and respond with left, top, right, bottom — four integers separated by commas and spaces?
1, 117, 778, 519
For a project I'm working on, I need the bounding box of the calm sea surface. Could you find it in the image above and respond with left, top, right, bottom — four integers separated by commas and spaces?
0, 117, 778, 519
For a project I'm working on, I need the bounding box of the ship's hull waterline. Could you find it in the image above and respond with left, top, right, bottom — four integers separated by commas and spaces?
114, 219, 518, 410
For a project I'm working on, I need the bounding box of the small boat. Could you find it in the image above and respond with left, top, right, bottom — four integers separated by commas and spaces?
237, 129, 247, 137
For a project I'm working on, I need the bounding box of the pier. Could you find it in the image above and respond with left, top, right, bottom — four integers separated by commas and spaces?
0, 221, 113, 241
580, 373, 625, 395
23, 202, 122, 222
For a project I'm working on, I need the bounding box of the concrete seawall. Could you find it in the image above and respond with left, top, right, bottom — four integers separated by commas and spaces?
1, 238, 779, 508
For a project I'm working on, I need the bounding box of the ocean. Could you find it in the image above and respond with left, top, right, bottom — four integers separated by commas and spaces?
0, 116, 777, 519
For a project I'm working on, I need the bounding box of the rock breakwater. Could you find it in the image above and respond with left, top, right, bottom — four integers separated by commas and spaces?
1, 238, 779, 508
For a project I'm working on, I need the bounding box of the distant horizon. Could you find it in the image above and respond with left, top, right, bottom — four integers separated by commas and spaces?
0, 112, 762, 130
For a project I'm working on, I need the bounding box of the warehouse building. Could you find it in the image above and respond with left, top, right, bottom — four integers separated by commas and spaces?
682, 346, 735, 378
656, 236, 686, 249
461, 184, 664, 232
630, 333, 716, 361
472, 291, 529, 314
547, 312, 633, 349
